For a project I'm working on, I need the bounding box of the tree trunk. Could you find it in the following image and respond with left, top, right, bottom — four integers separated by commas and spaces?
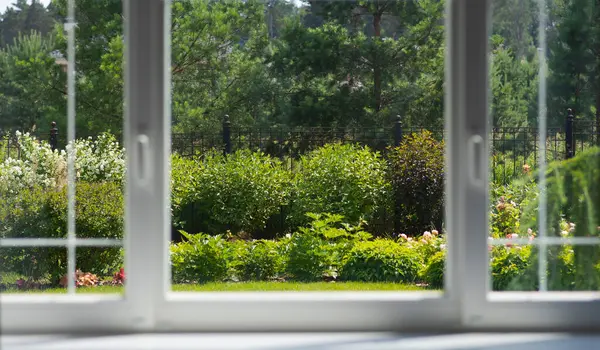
373, 12, 382, 112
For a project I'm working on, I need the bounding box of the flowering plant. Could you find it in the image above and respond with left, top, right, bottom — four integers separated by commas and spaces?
0, 132, 125, 195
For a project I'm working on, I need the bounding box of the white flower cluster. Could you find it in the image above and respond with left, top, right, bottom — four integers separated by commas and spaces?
0, 132, 125, 195
65, 133, 126, 183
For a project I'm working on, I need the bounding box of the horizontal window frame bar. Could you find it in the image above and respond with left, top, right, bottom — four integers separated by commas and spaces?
0, 296, 146, 334
154, 296, 460, 332
0, 238, 122, 247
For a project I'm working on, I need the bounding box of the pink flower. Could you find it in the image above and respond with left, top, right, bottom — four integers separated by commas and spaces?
423, 231, 432, 239
440, 244, 446, 250
432, 230, 439, 236
506, 233, 519, 239
399, 233, 408, 240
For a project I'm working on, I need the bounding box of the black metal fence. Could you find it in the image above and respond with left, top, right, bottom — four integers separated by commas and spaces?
2, 111, 599, 185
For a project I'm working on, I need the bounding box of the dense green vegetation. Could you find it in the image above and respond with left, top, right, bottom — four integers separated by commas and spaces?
1, 0, 599, 135
2, 0, 600, 293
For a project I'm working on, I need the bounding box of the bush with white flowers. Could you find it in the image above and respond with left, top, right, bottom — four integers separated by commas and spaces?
0, 131, 125, 195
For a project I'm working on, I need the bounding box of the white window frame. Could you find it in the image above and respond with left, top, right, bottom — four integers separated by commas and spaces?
2, 0, 600, 334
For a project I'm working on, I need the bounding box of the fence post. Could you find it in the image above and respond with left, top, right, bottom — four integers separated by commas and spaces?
49, 121, 58, 151
393, 115, 402, 235
223, 114, 231, 156
566, 108, 574, 159
394, 115, 403, 147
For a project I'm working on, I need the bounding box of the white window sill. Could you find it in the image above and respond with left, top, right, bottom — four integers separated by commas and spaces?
3, 333, 600, 350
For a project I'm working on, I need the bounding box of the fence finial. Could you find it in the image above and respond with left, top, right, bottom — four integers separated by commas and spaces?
49, 121, 58, 151
223, 115, 231, 155
394, 115, 403, 147
566, 108, 574, 159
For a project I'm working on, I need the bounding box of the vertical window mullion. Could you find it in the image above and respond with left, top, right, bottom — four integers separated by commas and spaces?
445, 0, 491, 326
123, 0, 171, 330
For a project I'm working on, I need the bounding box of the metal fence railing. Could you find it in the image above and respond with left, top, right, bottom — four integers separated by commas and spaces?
2, 111, 599, 186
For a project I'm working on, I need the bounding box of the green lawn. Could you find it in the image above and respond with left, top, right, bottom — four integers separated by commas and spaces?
1, 281, 428, 294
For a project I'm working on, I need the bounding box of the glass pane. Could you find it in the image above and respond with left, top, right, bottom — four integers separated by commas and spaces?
489, 0, 600, 292
0, 0, 126, 295
168, 0, 447, 292
1, 247, 67, 294
490, 242, 600, 292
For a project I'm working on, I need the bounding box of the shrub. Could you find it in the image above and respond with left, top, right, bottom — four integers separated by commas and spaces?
238, 240, 285, 281
170, 231, 229, 283
490, 245, 535, 291
490, 178, 538, 238
420, 250, 445, 289
170, 154, 200, 230
290, 143, 390, 227
339, 239, 423, 283
388, 130, 444, 235
0, 132, 124, 196
404, 230, 445, 262
223, 238, 250, 280
0, 182, 124, 283
284, 229, 330, 281
175, 150, 291, 235
284, 213, 372, 281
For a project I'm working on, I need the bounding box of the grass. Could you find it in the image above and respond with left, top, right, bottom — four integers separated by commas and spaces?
1, 281, 428, 294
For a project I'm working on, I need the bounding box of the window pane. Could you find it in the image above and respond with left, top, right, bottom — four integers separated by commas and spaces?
168, 0, 447, 292
1, 247, 67, 293
0, 0, 126, 296
489, 0, 600, 292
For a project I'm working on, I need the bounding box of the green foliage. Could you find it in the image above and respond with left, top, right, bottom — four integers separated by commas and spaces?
238, 240, 286, 281
490, 245, 536, 291
0, 0, 56, 48
339, 239, 423, 283
170, 0, 273, 133
283, 231, 328, 281
520, 147, 600, 290
0, 31, 64, 131
408, 232, 445, 263
548, 0, 600, 127
388, 130, 444, 235
490, 196, 521, 239
490, 176, 539, 238
291, 143, 390, 227
0, 182, 124, 283
170, 231, 229, 283
170, 154, 201, 229
420, 250, 445, 289
489, 35, 539, 128
284, 213, 370, 281
176, 150, 291, 235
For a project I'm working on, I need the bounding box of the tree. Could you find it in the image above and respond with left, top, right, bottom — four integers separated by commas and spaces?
170, 0, 275, 133
490, 35, 539, 128
312, 0, 445, 117
548, 0, 600, 130
52, 0, 125, 134
0, 31, 65, 132
491, 0, 538, 59
270, 0, 445, 128
0, 0, 56, 47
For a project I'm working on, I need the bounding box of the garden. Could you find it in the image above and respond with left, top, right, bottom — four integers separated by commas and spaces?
1, 130, 599, 293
